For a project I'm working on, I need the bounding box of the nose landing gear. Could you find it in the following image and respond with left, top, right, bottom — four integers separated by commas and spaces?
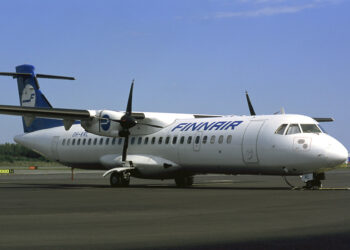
174, 176, 194, 188
301, 172, 325, 189
110, 171, 130, 187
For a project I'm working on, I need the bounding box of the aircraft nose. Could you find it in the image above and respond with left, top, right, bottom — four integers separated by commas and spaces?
326, 140, 348, 167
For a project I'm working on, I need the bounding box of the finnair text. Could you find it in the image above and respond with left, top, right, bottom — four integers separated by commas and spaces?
171, 121, 243, 132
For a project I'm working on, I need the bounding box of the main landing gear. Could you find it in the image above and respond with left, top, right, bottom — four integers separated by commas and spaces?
174, 176, 194, 188
110, 172, 130, 187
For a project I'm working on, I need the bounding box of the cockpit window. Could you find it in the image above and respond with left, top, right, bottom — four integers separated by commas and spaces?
286, 124, 301, 135
318, 125, 327, 134
275, 124, 288, 135
300, 124, 321, 133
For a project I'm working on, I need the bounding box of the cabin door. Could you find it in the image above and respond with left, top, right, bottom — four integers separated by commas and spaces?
51, 136, 60, 161
242, 121, 265, 164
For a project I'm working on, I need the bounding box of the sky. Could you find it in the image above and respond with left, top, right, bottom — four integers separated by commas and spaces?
0, 0, 349, 149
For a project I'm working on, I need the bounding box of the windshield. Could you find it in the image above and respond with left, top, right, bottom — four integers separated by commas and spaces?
300, 124, 322, 133
286, 124, 301, 135
275, 124, 288, 135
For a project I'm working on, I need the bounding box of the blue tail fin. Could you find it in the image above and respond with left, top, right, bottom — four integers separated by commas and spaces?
16, 65, 63, 132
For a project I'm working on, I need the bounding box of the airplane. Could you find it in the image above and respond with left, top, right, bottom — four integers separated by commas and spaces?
0, 64, 348, 189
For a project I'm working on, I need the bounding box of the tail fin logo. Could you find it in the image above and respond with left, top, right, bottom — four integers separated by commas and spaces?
21, 84, 36, 107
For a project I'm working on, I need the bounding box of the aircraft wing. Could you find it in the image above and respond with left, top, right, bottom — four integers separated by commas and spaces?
0, 105, 91, 120
0, 105, 147, 120
0, 104, 221, 133
313, 117, 334, 122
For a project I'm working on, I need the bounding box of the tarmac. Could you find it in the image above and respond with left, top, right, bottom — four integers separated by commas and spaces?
0, 167, 350, 250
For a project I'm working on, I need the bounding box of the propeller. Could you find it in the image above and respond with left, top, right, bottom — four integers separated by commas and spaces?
112, 81, 163, 162
116, 80, 136, 162
245, 91, 256, 116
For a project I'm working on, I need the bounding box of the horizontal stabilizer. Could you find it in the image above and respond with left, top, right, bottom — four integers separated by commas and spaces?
36, 74, 75, 80
0, 72, 74, 80
313, 117, 334, 122
0, 72, 32, 78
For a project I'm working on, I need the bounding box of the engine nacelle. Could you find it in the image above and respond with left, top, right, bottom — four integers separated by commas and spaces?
81, 110, 124, 137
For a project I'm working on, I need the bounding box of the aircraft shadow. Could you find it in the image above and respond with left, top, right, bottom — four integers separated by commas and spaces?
0, 182, 292, 191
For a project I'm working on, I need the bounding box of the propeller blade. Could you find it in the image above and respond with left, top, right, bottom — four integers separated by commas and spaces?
122, 136, 129, 162
245, 91, 256, 116
126, 80, 134, 115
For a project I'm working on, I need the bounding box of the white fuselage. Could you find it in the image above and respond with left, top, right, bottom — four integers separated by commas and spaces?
14, 114, 348, 179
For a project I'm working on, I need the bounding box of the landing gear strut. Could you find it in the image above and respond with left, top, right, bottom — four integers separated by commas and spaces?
174, 176, 194, 188
110, 172, 130, 187
301, 173, 325, 189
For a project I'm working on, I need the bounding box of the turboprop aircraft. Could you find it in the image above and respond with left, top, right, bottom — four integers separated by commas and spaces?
0, 65, 348, 189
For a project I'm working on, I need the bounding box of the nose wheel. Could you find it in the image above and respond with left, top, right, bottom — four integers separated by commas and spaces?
301, 173, 325, 190
110, 171, 130, 187
174, 176, 194, 188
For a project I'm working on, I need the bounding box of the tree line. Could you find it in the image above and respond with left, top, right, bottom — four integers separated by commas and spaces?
0, 143, 50, 162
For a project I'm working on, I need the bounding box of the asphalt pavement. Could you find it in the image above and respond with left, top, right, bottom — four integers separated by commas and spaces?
0, 168, 349, 250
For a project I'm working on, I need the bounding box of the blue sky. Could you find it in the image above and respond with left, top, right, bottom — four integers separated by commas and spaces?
0, 0, 349, 149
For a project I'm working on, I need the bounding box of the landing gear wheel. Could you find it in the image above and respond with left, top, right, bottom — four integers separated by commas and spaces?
175, 176, 194, 188
110, 172, 130, 187
305, 179, 322, 190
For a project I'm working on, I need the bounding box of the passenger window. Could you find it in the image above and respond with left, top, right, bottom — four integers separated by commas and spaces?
300, 124, 322, 133
158, 137, 163, 144
180, 136, 185, 144
112, 138, 116, 145
137, 137, 142, 145
77, 139, 81, 145
93, 138, 97, 145
165, 136, 170, 144
195, 136, 200, 144
83, 138, 86, 145
227, 135, 232, 144
172, 136, 177, 144
210, 135, 215, 144
88, 138, 91, 145
67, 139, 70, 146
99, 138, 104, 145
202, 136, 207, 144
131, 137, 135, 145
144, 137, 149, 144
105, 138, 110, 145
275, 124, 288, 135
218, 135, 223, 144
286, 124, 301, 135
72, 139, 76, 145
151, 137, 156, 144
118, 138, 123, 145
62, 139, 66, 145
187, 136, 192, 144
